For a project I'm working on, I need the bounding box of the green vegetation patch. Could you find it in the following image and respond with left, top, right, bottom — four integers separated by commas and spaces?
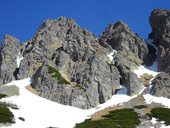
151, 107, 170, 125
0, 94, 7, 99
75, 108, 140, 128
48, 65, 70, 84
0, 104, 14, 123
133, 105, 147, 109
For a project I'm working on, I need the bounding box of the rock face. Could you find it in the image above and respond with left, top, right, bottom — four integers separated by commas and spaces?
29, 17, 149, 108
2, 10, 169, 109
29, 17, 122, 108
149, 9, 170, 73
152, 72, 170, 98
98, 21, 152, 66
0, 35, 20, 85
0, 17, 149, 108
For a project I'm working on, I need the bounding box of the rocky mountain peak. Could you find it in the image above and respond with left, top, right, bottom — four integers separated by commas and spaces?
0, 35, 20, 85
0, 9, 170, 110
2, 34, 20, 49
98, 20, 153, 66
150, 8, 170, 47
149, 8, 170, 73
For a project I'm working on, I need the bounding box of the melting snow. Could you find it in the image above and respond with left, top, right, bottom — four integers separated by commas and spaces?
144, 94, 170, 128
133, 65, 159, 78
16, 53, 23, 68
107, 50, 117, 61
144, 94, 170, 108
1, 78, 133, 128
134, 39, 159, 78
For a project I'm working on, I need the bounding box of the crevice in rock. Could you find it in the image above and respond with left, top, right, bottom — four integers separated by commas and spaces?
144, 44, 157, 67
13, 68, 19, 80
97, 81, 105, 104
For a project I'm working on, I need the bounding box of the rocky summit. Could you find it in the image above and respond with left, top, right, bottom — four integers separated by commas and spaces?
0, 9, 170, 109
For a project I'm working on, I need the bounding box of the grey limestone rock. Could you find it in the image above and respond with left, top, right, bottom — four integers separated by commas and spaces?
149, 9, 170, 73
0, 35, 20, 85
26, 17, 148, 108
0, 85, 19, 96
28, 17, 123, 109
98, 21, 150, 66
152, 72, 170, 98
0, 16, 153, 109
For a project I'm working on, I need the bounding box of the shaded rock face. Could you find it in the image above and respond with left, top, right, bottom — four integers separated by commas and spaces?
152, 72, 170, 98
149, 9, 170, 73
114, 54, 144, 96
98, 21, 151, 66
0, 35, 20, 85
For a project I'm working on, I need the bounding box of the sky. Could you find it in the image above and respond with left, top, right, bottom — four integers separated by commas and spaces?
0, 0, 170, 44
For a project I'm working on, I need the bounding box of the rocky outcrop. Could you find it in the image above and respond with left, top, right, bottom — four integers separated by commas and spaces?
31, 59, 120, 109
152, 72, 170, 98
0, 85, 19, 96
1, 12, 166, 109
17, 17, 103, 79
0, 35, 20, 85
28, 17, 149, 108
29, 17, 122, 108
98, 21, 153, 66
149, 9, 170, 73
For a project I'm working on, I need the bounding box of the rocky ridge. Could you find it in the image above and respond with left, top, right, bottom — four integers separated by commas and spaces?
0, 9, 169, 109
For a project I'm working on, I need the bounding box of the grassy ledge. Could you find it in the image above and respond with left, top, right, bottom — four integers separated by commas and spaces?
0, 94, 7, 99
48, 65, 70, 84
75, 108, 141, 128
0, 104, 14, 124
133, 105, 147, 109
151, 107, 170, 125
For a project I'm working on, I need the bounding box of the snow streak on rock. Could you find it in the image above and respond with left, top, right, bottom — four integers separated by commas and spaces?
16, 52, 23, 68
133, 65, 159, 78
107, 50, 117, 61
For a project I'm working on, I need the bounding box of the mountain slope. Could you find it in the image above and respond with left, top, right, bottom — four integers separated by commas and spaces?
0, 8, 170, 128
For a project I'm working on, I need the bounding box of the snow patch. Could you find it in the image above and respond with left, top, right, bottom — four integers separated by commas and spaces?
144, 94, 170, 108
1, 78, 133, 128
107, 50, 117, 61
16, 53, 23, 68
133, 65, 159, 78
151, 117, 157, 124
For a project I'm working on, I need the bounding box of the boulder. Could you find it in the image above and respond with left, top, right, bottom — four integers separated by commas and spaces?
0, 85, 19, 96
152, 72, 170, 98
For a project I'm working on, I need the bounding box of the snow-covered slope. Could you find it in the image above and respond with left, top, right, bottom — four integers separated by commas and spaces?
0, 78, 132, 128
